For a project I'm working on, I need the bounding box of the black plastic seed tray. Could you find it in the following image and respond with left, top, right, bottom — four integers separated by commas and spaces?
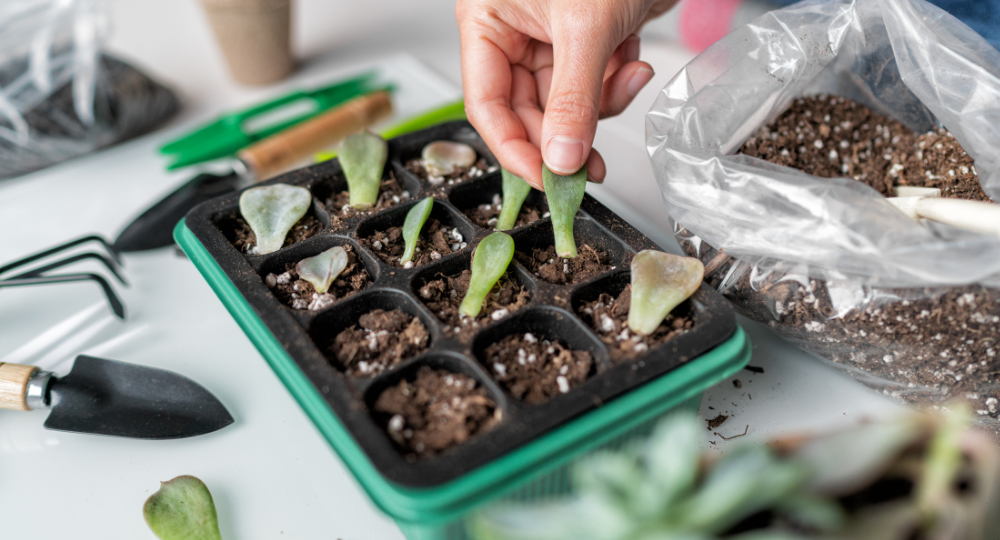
180, 121, 737, 488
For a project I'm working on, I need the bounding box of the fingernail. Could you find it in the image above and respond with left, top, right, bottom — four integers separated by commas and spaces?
627, 67, 654, 98
544, 136, 585, 174
624, 35, 640, 63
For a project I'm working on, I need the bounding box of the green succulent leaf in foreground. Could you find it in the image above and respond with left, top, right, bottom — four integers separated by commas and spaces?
295, 246, 348, 294
340, 131, 388, 208
401, 197, 434, 264
497, 168, 532, 230
628, 251, 704, 336
422, 140, 477, 176
542, 164, 586, 258
143, 475, 222, 540
460, 232, 515, 318
239, 183, 312, 255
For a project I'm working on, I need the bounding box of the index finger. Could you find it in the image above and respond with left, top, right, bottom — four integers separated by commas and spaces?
459, 20, 544, 187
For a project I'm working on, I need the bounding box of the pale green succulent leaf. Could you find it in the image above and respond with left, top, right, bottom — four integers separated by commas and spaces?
471, 494, 635, 540
460, 232, 514, 317
295, 246, 348, 294
401, 198, 434, 263
341, 131, 388, 208
542, 164, 586, 258
774, 493, 846, 532
497, 168, 532, 230
628, 251, 704, 336
917, 405, 969, 516
422, 140, 477, 176
239, 183, 312, 255
643, 414, 703, 509
143, 475, 222, 540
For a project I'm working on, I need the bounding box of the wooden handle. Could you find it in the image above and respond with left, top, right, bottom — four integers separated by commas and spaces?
0, 363, 38, 411
239, 90, 393, 180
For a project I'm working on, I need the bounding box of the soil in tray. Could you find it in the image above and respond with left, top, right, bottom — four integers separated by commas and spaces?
463, 193, 549, 229
417, 269, 531, 341
229, 214, 324, 254
329, 309, 430, 377
325, 173, 411, 230
577, 285, 695, 361
264, 244, 370, 311
406, 156, 496, 188
360, 217, 467, 268
739, 94, 991, 202
516, 244, 614, 285
374, 366, 500, 460
485, 333, 594, 404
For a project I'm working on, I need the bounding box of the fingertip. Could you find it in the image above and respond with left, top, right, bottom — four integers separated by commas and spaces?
586, 149, 606, 184
543, 136, 586, 175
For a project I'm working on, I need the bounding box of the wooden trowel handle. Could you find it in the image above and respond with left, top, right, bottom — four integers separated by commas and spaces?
239, 90, 393, 181
0, 362, 38, 411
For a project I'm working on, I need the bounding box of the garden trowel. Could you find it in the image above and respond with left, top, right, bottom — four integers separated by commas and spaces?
0, 355, 233, 439
887, 186, 1000, 238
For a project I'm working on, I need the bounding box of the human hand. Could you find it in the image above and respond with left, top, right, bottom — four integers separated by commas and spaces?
457, 0, 676, 189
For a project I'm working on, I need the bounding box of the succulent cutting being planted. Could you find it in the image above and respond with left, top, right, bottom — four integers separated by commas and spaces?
400, 197, 434, 267
460, 232, 515, 318
472, 408, 1000, 540
296, 246, 348, 295
542, 164, 587, 258
239, 183, 312, 254
496, 169, 532, 231
629, 251, 704, 336
340, 131, 388, 209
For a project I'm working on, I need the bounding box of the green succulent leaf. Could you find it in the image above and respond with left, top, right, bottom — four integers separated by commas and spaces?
401, 197, 434, 263
340, 131, 388, 208
295, 246, 348, 294
422, 140, 477, 176
239, 183, 312, 255
542, 164, 586, 258
471, 495, 635, 540
497, 168, 532, 230
460, 232, 515, 317
628, 251, 704, 336
774, 493, 846, 532
643, 414, 702, 510
143, 475, 222, 540
917, 405, 969, 517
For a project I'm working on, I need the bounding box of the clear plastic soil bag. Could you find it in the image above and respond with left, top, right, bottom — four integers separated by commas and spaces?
0, 0, 179, 180
646, 0, 1000, 427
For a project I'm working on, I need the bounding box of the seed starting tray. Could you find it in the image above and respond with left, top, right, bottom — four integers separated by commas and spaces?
176, 121, 741, 494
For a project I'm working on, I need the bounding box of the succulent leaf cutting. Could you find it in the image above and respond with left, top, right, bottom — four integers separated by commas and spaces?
542, 164, 587, 258
143, 475, 223, 540
497, 168, 532, 231
460, 232, 515, 318
340, 131, 388, 208
239, 183, 312, 254
628, 251, 704, 336
401, 197, 435, 264
422, 140, 477, 177
295, 246, 348, 294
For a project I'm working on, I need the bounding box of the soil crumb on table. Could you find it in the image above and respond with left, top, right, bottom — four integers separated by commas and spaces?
516, 244, 613, 285
406, 156, 495, 189
418, 269, 531, 341
374, 366, 500, 460
231, 214, 323, 254
484, 333, 593, 404
264, 244, 370, 311
360, 217, 467, 268
325, 173, 411, 230
330, 309, 429, 377
739, 94, 991, 202
577, 285, 694, 361
463, 193, 548, 229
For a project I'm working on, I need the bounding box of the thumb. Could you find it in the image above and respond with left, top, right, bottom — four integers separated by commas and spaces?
541, 9, 621, 175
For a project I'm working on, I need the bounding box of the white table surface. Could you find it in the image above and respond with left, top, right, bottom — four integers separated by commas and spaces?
0, 1, 907, 538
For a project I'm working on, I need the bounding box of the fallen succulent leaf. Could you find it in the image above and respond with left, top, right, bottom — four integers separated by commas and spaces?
295, 246, 348, 294
628, 250, 704, 336
143, 475, 222, 540
422, 140, 476, 176
239, 184, 312, 254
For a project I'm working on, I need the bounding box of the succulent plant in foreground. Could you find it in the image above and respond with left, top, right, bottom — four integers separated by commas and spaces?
295, 246, 348, 294
460, 232, 515, 318
144, 475, 223, 540
542, 164, 586, 258
471, 408, 1000, 540
340, 131, 388, 208
497, 168, 532, 231
239, 183, 312, 254
628, 251, 705, 336
401, 197, 434, 265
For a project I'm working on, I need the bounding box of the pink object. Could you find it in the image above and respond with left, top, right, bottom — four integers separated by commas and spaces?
679, 0, 744, 52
